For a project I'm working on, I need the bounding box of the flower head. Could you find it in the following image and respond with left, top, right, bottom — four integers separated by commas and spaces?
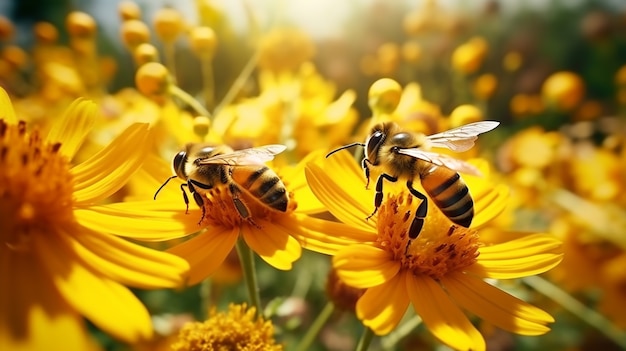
171, 303, 283, 351
0, 90, 189, 350
305, 150, 563, 351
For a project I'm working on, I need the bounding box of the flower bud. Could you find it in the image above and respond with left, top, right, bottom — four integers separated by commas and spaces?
189, 26, 217, 58
135, 62, 171, 103
153, 7, 184, 43
121, 19, 150, 51
368, 78, 402, 115
118, 1, 142, 21
66, 11, 97, 38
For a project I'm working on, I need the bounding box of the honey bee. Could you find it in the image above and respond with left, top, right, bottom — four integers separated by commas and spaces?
154, 144, 289, 224
327, 121, 499, 243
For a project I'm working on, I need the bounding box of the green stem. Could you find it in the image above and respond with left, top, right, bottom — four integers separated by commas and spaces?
168, 84, 212, 119
201, 58, 215, 110
355, 326, 375, 351
380, 315, 422, 349
164, 42, 177, 85
212, 49, 260, 117
294, 302, 335, 351
199, 278, 212, 319
523, 275, 626, 349
236, 237, 262, 317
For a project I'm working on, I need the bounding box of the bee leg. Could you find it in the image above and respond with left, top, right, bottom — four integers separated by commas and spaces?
179, 183, 191, 214
362, 158, 372, 189
366, 173, 398, 220
229, 183, 260, 228
405, 180, 428, 253
186, 181, 208, 224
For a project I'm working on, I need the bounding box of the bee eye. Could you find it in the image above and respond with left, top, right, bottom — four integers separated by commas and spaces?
390, 132, 412, 146
366, 131, 385, 160
173, 151, 187, 177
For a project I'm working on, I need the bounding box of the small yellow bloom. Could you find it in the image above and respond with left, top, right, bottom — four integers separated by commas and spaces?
258, 28, 315, 74
0, 90, 190, 350
305, 151, 562, 350
171, 304, 283, 351
541, 71, 585, 111
503, 51, 523, 72
153, 7, 184, 44
472, 73, 498, 101
451, 37, 488, 74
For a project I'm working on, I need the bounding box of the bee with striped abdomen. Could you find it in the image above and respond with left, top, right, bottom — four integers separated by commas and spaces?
327, 121, 499, 243
154, 143, 288, 224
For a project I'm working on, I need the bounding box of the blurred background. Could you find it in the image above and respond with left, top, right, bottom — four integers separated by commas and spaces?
2, 0, 626, 350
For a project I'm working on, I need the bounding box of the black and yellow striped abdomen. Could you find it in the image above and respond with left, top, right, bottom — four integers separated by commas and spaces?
419, 166, 473, 227
231, 165, 289, 212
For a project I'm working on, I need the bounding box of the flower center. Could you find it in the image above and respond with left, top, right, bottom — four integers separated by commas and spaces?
375, 191, 480, 279
171, 303, 283, 351
199, 181, 297, 229
0, 120, 75, 252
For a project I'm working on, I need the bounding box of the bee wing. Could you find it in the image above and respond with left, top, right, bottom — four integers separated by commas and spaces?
427, 121, 500, 152
397, 148, 483, 176
196, 144, 287, 166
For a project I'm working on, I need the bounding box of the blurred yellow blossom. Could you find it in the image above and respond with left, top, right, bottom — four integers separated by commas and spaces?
451, 36, 489, 74
541, 71, 586, 111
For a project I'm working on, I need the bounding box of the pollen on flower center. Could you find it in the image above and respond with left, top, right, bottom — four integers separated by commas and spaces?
375, 192, 480, 279
171, 303, 283, 351
0, 120, 75, 251
199, 184, 296, 228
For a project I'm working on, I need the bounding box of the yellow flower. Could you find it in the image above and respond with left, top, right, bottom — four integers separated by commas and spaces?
102, 147, 366, 286
257, 28, 315, 74
171, 304, 283, 351
451, 37, 489, 75
541, 71, 586, 111
305, 151, 563, 351
0, 90, 190, 350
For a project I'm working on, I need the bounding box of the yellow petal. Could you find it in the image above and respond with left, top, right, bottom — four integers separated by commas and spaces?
61, 224, 189, 288
334, 245, 401, 288
355, 272, 410, 335
305, 163, 376, 232
286, 214, 377, 255
0, 250, 99, 351
279, 149, 326, 214
407, 274, 486, 351
472, 184, 509, 228
168, 227, 239, 285
72, 123, 152, 205
467, 234, 564, 279
33, 232, 153, 343
45, 98, 96, 160
443, 272, 554, 335
0, 87, 17, 124
242, 222, 302, 270
75, 201, 201, 241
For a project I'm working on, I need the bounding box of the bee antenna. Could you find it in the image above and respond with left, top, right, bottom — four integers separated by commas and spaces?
326, 142, 365, 158
154, 175, 178, 200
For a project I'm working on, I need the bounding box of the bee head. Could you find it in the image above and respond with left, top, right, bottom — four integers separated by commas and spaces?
365, 129, 386, 165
